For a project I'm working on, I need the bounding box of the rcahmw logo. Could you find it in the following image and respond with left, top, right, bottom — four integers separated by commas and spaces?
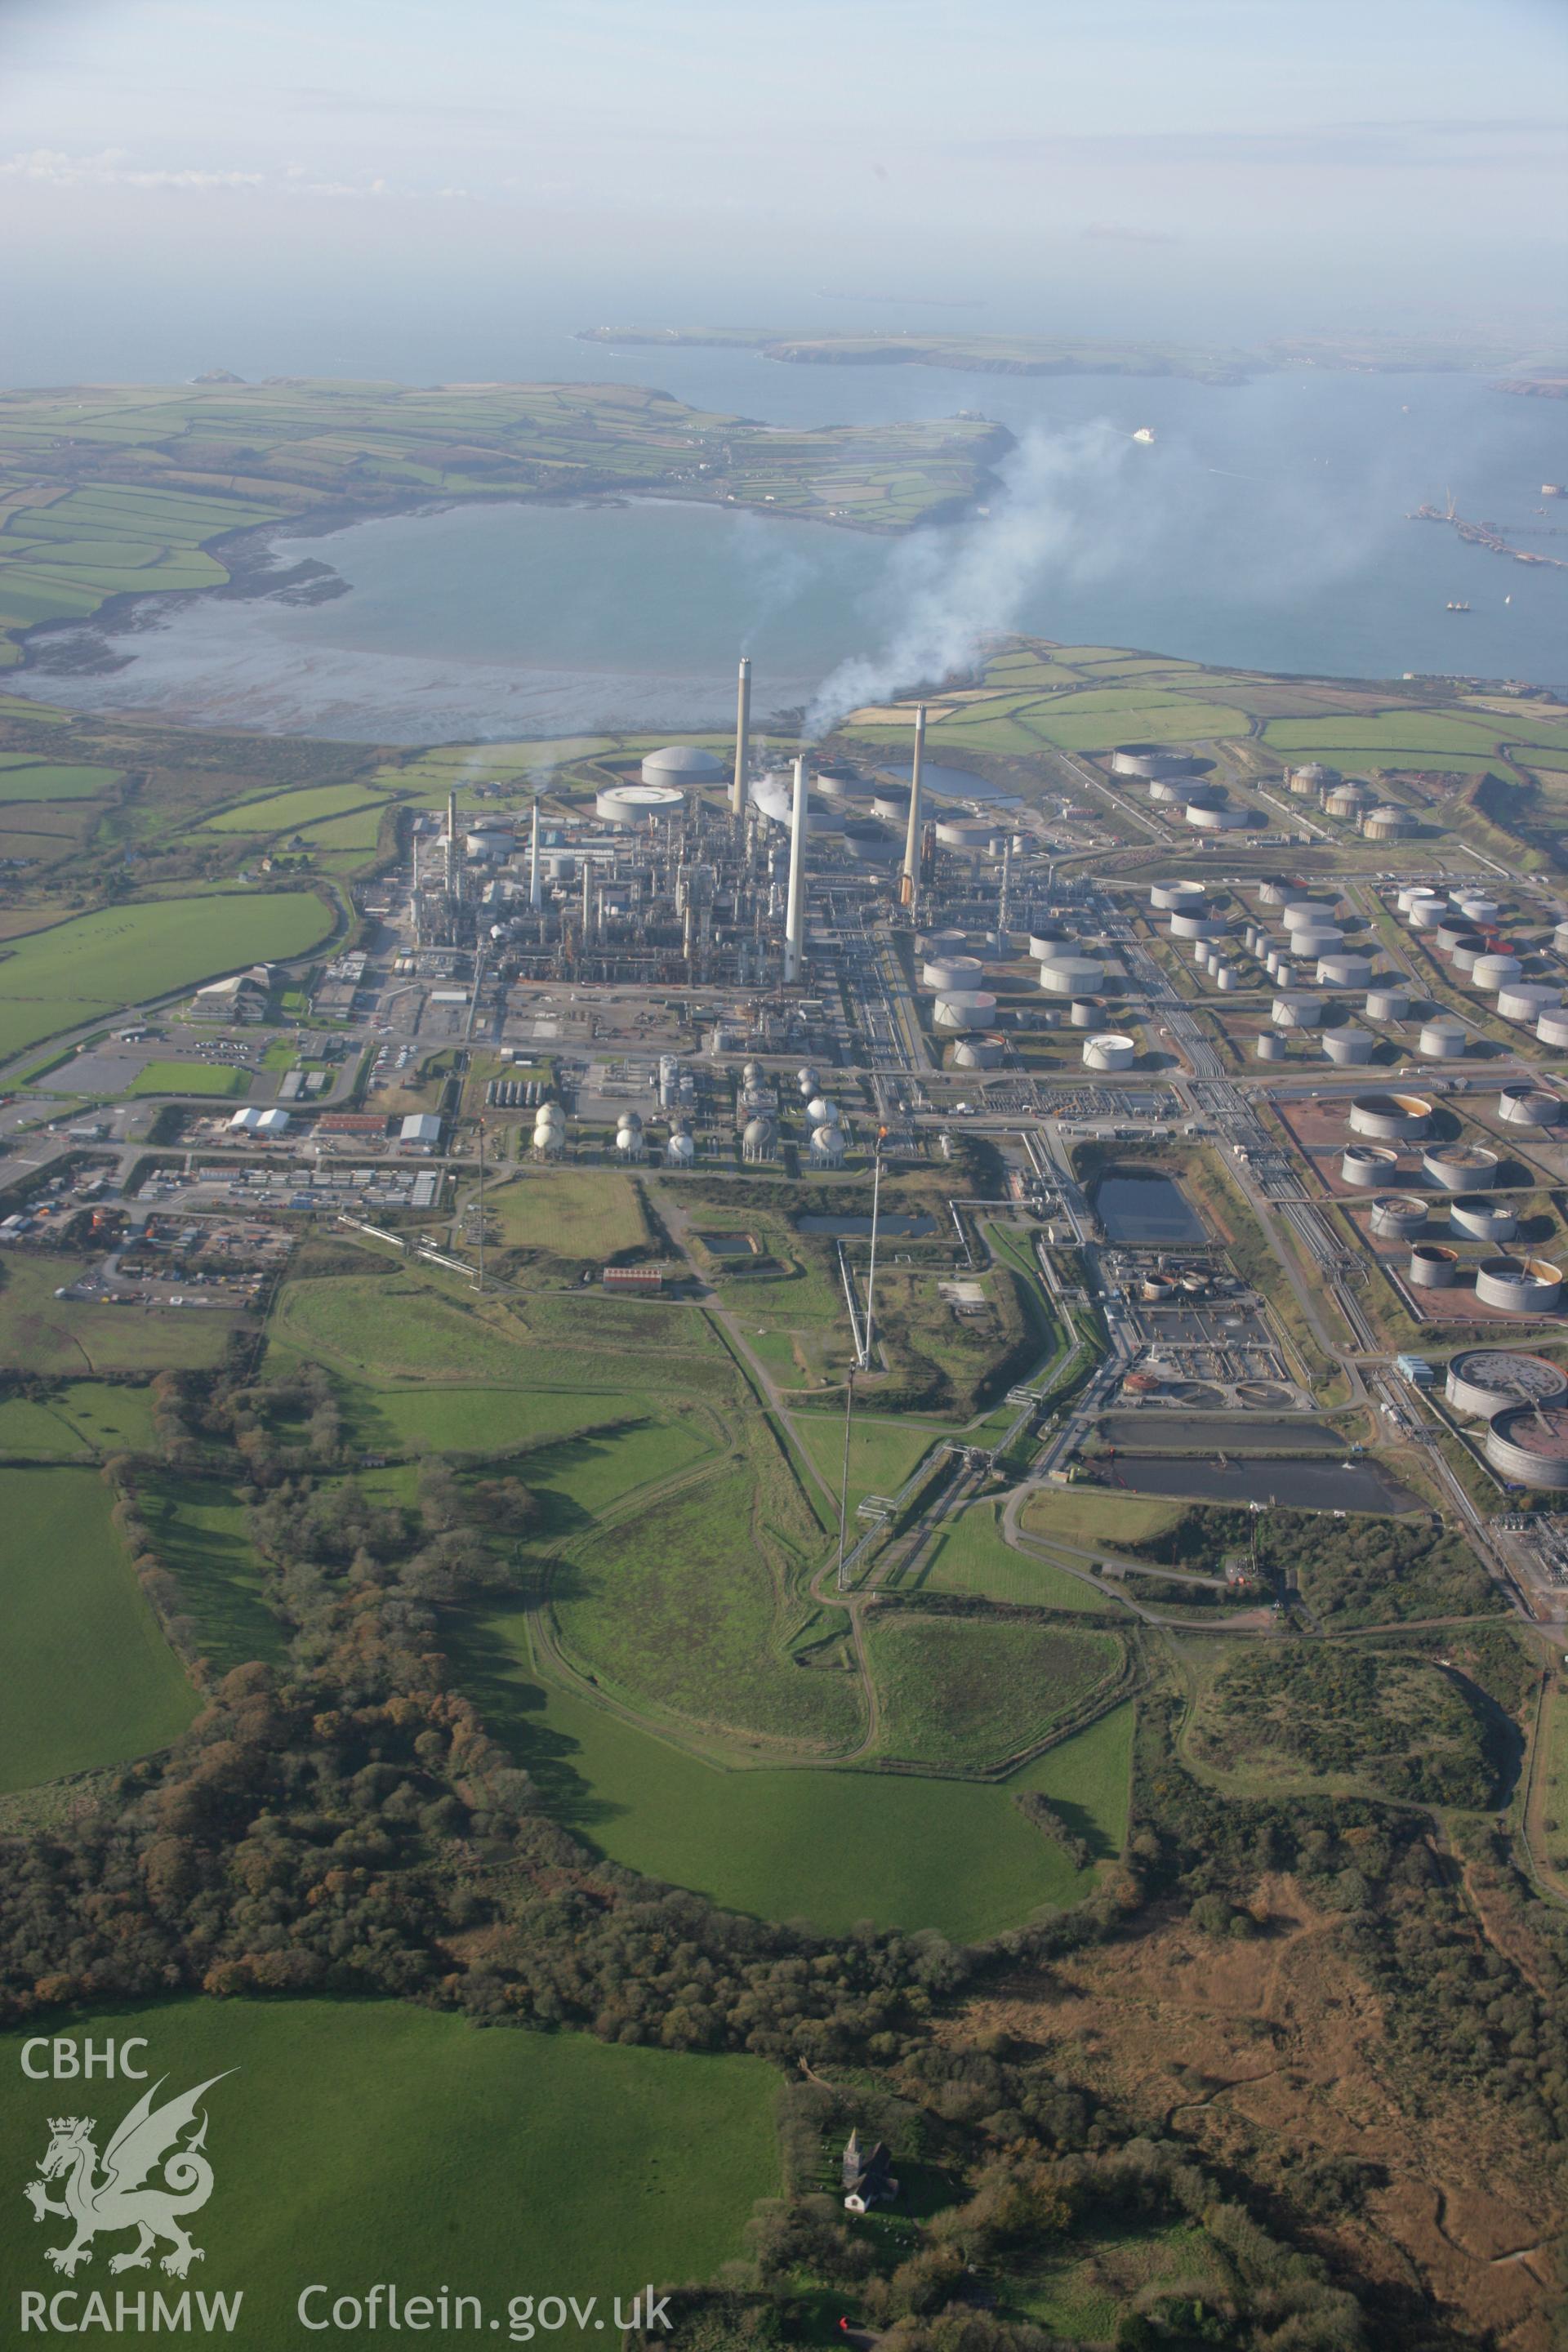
19, 2038, 243, 2334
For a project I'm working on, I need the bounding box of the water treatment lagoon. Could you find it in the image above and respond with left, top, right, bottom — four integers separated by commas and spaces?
1093, 1170, 1209, 1249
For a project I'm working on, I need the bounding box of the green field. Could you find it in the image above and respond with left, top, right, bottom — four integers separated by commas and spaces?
1020, 1488, 1187, 1554
790, 1408, 942, 1515
140, 1472, 287, 1677
487, 1168, 652, 1259
0, 2000, 779, 2343
0, 893, 335, 1059
921, 1498, 1124, 1613
206, 782, 394, 833
866, 1610, 1124, 1768
0, 1379, 156, 1459
453, 1627, 1135, 1936
0, 1256, 238, 1374
0, 759, 121, 801
128, 1058, 251, 1098
0, 1465, 194, 1792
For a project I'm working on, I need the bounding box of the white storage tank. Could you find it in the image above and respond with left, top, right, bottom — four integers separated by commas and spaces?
666, 1130, 696, 1166
1418, 1016, 1469, 1058
1365, 986, 1410, 1022
1316, 954, 1374, 987
1193, 938, 1214, 970
797, 1065, 819, 1094
1185, 800, 1248, 831
596, 781, 685, 828
1027, 930, 1074, 960
1083, 1032, 1137, 1072
808, 1125, 846, 1166
1370, 1193, 1428, 1239
1475, 1258, 1564, 1315
933, 991, 998, 1031
1214, 964, 1238, 991
1486, 1401, 1568, 1487
1455, 894, 1499, 924
1472, 952, 1524, 991
1498, 984, 1559, 1022
1553, 919, 1568, 957
923, 955, 985, 991
1255, 1033, 1286, 1061
805, 1095, 838, 1128
1341, 1143, 1400, 1187
935, 818, 996, 853
1498, 1084, 1561, 1128
1349, 1091, 1432, 1139
742, 1116, 776, 1163
1272, 994, 1323, 1027
1362, 805, 1416, 840
1449, 939, 1488, 975
1169, 911, 1216, 942
1407, 893, 1447, 929
1449, 1196, 1518, 1244
1283, 899, 1337, 933
1038, 956, 1106, 994
1538, 1009, 1568, 1050
1446, 1348, 1567, 1420
1323, 1027, 1375, 1066
952, 1037, 1004, 1069
1421, 1141, 1499, 1189
1150, 881, 1207, 915
615, 1120, 646, 1160
1409, 1242, 1459, 1290
1068, 997, 1104, 1028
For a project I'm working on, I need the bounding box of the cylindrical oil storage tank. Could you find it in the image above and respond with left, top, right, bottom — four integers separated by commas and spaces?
595, 781, 685, 828
1342, 1142, 1400, 1187
1243, 924, 1263, 953
1147, 776, 1188, 804
1325, 784, 1369, 818
1215, 964, 1238, 991
1169, 911, 1217, 941
814, 765, 873, 803
1446, 1348, 1568, 1420
1486, 1401, 1568, 1487
1150, 881, 1207, 915
1476, 1258, 1565, 1315
922, 955, 985, 992
1450, 1196, 1519, 1244
935, 817, 996, 853
1038, 956, 1105, 995
1553, 919, 1568, 957
1371, 1193, 1429, 1239
1409, 1242, 1459, 1290
1422, 1141, 1500, 1191
1499, 984, 1559, 1022
1274, 960, 1296, 988
1437, 920, 1483, 956
1069, 996, 1104, 1028
1192, 938, 1214, 969
1185, 801, 1248, 831
951, 1036, 1004, 1069
1084, 1032, 1137, 1072
920, 930, 968, 959
933, 991, 998, 1031
1256, 1032, 1287, 1061
1350, 1091, 1432, 1140
1317, 953, 1374, 987
1115, 746, 1202, 781
841, 817, 898, 864
870, 786, 911, 825
1272, 994, 1323, 1027
1407, 893, 1447, 929
1455, 894, 1499, 925
1289, 762, 1338, 796
1449, 938, 1489, 975
1472, 952, 1524, 991
1365, 985, 1410, 1021
1363, 805, 1417, 840
1284, 899, 1338, 933
1027, 928, 1074, 959
1418, 1015, 1469, 1058
1323, 1026, 1375, 1066
1258, 878, 1299, 906
1538, 1009, 1568, 1050
1291, 926, 1345, 958
1499, 1084, 1561, 1128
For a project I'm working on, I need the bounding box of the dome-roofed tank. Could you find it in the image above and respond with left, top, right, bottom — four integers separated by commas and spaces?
809, 1124, 845, 1165
742, 1116, 776, 1162
665, 1130, 696, 1166
805, 1097, 837, 1128
641, 744, 723, 782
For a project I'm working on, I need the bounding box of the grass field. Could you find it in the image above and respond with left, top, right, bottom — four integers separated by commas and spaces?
790, 1410, 942, 1515
866, 1611, 1125, 1769
551, 1458, 859, 1748
0, 759, 121, 801
0, 1379, 156, 1459
920, 1499, 1125, 1613
452, 1625, 1134, 1936
205, 781, 394, 833
1019, 1489, 1187, 1554
0, 1255, 238, 1373
486, 1169, 652, 1259
140, 1472, 287, 1677
0, 892, 334, 1059
128, 1058, 250, 1098
0, 1465, 194, 1792
0, 1999, 779, 2341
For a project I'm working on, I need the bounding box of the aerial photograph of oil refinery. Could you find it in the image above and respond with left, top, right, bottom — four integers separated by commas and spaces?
1, 2, 1567, 2347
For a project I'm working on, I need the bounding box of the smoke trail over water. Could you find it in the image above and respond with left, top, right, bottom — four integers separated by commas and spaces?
804, 420, 1134, 737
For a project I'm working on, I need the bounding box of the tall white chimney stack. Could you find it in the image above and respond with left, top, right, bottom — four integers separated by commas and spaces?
528, 797, 541, 910
784, 754, 808, 984
902, 703, 926, 912
732, 655, 751, 822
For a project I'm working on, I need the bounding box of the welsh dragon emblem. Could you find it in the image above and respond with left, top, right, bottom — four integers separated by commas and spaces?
24, 2074, 232, 2279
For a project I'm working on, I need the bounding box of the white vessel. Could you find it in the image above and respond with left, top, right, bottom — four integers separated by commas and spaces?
1132, 426, 1156, 444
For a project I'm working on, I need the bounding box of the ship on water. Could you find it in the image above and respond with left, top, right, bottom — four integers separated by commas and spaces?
1132, 426, 1156, 443
1446, 600, 1472, 612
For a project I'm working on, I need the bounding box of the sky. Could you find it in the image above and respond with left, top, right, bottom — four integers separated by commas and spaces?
0, 0, 1564, 381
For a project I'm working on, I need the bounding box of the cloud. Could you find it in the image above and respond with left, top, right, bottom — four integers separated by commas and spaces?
0, 146, 263, 189
955, 117, 1568, 172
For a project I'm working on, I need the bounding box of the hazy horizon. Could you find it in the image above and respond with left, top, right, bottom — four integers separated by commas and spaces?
0, 0, 1564, 386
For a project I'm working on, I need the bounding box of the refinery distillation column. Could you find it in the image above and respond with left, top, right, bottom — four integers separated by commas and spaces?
902, 703, 925, 913
732, 655, 751, 822
528, 796, 541, 910
784, 753, 808, 984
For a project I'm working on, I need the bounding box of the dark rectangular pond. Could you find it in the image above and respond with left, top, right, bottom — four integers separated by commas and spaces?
695, 1231, 756, 1256
1093, 1169, 1208, 1248
797, 1213, 938, 1237
1097, 1414, 1342, 1452
1102, 1454, 1415, 1513
884, 758, 1020, 808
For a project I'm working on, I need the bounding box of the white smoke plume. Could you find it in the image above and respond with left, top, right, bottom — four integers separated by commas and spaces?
804, 419, 1134, 738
